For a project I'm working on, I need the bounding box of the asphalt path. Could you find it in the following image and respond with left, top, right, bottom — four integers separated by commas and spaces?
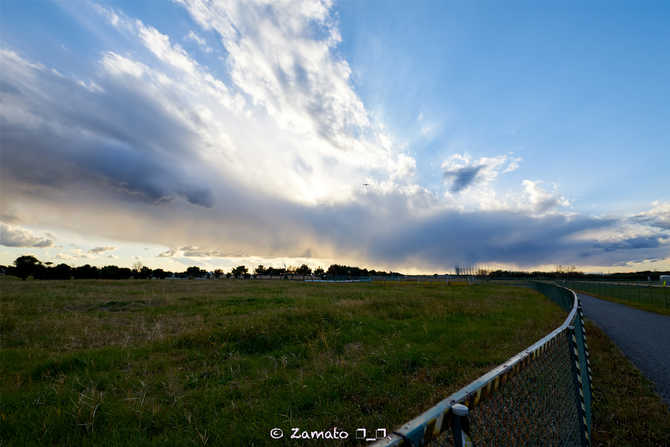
577, 293, 670, 407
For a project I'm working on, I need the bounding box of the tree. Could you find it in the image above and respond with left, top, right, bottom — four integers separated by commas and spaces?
100, 265, 132, 280
265, 266, 286, 277
186, 266, 204, 279
152, 268, 169, 279
296, 264, 311, 276
52, 263, 72, 280
213, 269, 224, 279
254, 265, 266, 275
14, 255, 41, 280
132, 261, 143, 272
73, 264, 99, 279
314, 267, 324, 276
326, 264, 369, 278
231, 265, 248, 278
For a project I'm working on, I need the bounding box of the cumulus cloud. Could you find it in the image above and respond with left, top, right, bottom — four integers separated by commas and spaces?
179, 246, 242, 257
632, 201, 670, 230
158, 248, 177, 258
89, 246, 116, 254
442, 153, 520, 193
444, 165, 483, 193
0, 223, 54, 248
521, 180, 570, 214
73, 249, 93, 259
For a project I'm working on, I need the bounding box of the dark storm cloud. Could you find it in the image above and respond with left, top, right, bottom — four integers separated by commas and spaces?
276, 190, 640, 268
1, 122, 213, 207
594, 236, 662, 252
0, 50, 213, 208
301, 198, 670, 268
308, 202, 612, 267
443, 165, 483, 193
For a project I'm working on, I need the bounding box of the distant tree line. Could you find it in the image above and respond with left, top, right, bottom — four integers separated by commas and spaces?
487, 269, 670, 281
0, 256, 402, 281
5, 255, 663, 282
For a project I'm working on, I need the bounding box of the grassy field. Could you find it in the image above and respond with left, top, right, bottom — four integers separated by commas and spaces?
563, 281, 670, 316
0, 278, 565, 446
588, 322, 670, 446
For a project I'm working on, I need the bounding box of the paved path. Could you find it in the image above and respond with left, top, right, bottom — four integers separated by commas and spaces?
577, 293, 670, 407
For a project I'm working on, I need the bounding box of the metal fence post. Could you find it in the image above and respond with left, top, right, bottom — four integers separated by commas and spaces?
568, 326, 590, 446
451, 403, 472, 447
577, 303, 593, 431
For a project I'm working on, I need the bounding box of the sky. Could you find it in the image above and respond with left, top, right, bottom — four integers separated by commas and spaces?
1, 0, 669, 274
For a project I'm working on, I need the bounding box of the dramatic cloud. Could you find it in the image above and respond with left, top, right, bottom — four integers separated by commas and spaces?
0, 223, 53, 248
0, 2, 668, 272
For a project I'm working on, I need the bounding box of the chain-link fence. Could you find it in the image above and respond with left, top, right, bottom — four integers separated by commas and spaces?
372, 282, 592, 447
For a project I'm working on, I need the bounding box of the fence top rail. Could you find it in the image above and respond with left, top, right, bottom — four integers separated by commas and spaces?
374, 283, 579, 447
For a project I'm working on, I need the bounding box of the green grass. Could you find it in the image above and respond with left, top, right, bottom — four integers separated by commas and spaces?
0, 278, 565, 446
564, 281, 670, 316
588, 322, 670, 446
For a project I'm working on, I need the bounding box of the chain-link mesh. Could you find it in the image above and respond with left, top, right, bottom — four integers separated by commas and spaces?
470, 330, 581, 446
373, 282, 592, 447
418, 330, 581, 447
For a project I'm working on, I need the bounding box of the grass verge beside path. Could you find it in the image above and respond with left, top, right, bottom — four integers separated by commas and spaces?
571, 287, 670, 317
588, 321, 670, 446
